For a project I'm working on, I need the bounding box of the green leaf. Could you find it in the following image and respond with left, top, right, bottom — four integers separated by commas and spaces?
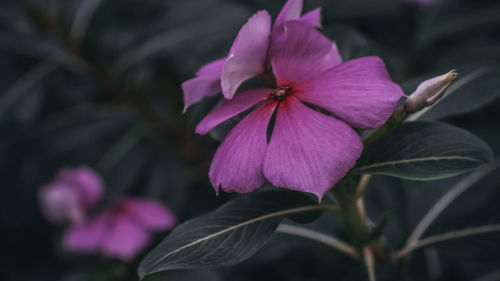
353, 121, 493, 180
138, 191, 333, 279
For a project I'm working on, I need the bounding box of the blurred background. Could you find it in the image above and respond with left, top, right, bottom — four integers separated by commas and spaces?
1, 0, 499, 280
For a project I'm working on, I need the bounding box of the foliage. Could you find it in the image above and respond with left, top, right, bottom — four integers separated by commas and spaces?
1, 0, 500, 281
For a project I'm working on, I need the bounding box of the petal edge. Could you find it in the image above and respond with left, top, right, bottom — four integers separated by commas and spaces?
209, 102, 277, 194
263, 97, 362, 199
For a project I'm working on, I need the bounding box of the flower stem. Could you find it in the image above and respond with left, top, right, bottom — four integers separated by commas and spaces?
276, 224, 359, 259
393, 223, 500, 260
363, 245, 377, 281
363, 106, 407, 147
355, 175, 372, 199
406, 164, 495, 246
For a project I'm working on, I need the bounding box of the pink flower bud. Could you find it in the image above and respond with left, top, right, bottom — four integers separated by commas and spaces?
39, 166, 104, 224
404, 70, 458, 113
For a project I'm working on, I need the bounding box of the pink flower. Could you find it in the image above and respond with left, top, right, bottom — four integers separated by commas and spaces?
63, 197, 177, 261
39, 166, 104, 224
196, 22, 404, 199
182, 0, 322, 111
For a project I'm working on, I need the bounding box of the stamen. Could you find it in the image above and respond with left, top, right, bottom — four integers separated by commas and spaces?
270, 86, 292, 101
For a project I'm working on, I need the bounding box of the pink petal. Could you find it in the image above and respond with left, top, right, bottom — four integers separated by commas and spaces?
39, 183, 86, 224
294, 57, 404, 129
182, 58, 226, 111
221, 10, 272, 99
273, 0, 303, 32
209, 102, 277, 194
102, 215, 151, 261
63, 213, 109, 254
125, 198, 177, 231
195, 57, 225, 76
72, 166, 104, 209
263, 97, 362, 199
39, 166, 103, 224
271, 21, 342, 86
182, 72, 222, 112
195, 88, 271, 135
298, 8, 321, 27
269, 2, 321, 58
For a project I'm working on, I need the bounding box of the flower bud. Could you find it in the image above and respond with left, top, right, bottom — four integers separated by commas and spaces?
404, 70, 458, 113
39, 166, 104, 224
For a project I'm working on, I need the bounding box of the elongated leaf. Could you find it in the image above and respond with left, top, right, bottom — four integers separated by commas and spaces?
353, 122, 493, 180
138, 191, 328, 278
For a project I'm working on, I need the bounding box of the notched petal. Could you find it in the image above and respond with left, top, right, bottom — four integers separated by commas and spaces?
263, 97, 363, 200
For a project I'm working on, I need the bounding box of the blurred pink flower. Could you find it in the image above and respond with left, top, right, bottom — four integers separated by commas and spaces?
197, 22, 404, 199
182, 0, 322, 110
63, 197, 177, 261
39, 166, 104, 224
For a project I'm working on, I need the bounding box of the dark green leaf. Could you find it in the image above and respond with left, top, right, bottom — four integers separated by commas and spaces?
353, 121, 493, 180
138, 190, 327, 278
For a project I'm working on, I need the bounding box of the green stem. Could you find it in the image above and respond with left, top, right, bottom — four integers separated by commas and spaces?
332, 106, 412, 263
363, 107, 407, 147
393, 223, 500, 260
363, 246, 377, 281
276, 224, 359, 259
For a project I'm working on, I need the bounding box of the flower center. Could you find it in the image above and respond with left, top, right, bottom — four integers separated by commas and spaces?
111, 201, 130, 216
270, 86, 292, 101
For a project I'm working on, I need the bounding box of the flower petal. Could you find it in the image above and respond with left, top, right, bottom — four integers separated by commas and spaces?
298, 8, 321, 27
271, 21, 342, 86
39, 183, 85, 224
263, 97, 362, 199
221, 10, 272, 99
195, 57, 225, 76
71, 166, 104, 209
295, 57, 404, 129
63, 213, 108, 254
196, 88, 271, 135
125, 198, 177, 231
102, 215, 150, 261
269, 2, 322, 58
182, 72, 222, 112
209, 102, 277, 194
273, 0, 303, 32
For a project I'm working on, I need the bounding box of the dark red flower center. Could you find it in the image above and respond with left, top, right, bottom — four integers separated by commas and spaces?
270, 86, 292, 101
111, 201, 130, 216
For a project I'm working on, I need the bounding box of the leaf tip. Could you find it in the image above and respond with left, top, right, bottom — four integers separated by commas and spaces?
137, 258, 154, 280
